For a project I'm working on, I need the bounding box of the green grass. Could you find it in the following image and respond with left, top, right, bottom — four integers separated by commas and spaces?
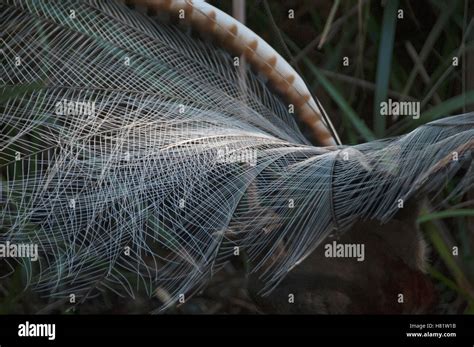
373, 0, 399, 137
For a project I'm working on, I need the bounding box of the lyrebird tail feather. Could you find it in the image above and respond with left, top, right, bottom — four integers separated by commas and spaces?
129, 0, 339, 146
1, 0, 473, 310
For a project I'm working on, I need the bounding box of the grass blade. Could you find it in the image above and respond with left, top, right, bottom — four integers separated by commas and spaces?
418, 209, 474, 224
373, 0, 399, 137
